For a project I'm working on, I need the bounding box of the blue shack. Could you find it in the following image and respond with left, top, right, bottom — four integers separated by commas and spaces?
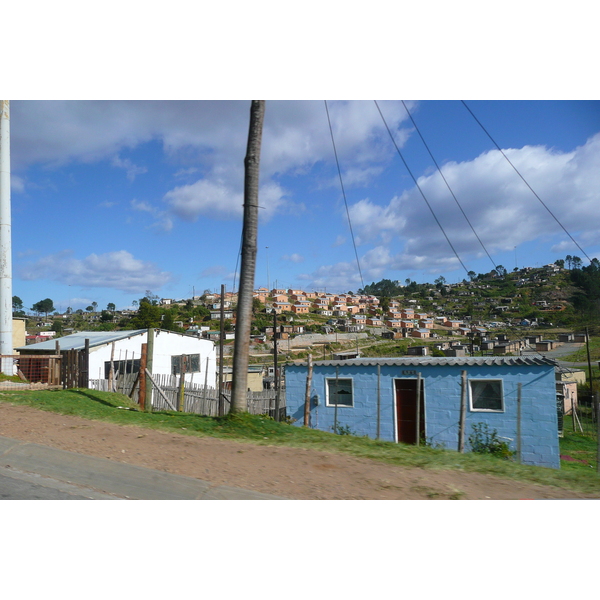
285, 356, 560, 469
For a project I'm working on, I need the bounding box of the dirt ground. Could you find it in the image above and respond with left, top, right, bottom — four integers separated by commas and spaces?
0, 402, 598, 500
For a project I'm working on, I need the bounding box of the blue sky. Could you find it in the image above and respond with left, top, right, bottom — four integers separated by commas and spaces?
7, 99, 600, 313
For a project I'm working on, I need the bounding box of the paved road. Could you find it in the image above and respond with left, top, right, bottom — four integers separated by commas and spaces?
0, 467, 120, 500
0, 436, 286, 500
523, 342, 593, 369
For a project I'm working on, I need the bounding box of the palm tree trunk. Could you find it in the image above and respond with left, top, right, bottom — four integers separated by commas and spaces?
230, 100, 265, 413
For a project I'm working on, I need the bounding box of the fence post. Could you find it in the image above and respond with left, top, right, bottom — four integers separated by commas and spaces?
139, 343, 148, 410
596, 391, 600, 475
458, 370, 467, 452
415, 372, 422, 446
145, 329, 154, 412
516, 382, 522, 463
177, 354, 186, 412
303, 353, 313, 427
79, 339, 90, 388
108, 342, 115, 392
376, 364, 381, 440
54, 341, 61, 386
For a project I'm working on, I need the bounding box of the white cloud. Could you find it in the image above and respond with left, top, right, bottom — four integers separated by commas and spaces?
348, 133, 600, 269
130, 199, 173, 232
11, 175, 25, 193
18, 250, 174, 294
11, 100, 415, 228
282, 253, 304, 263
111, 155, 147, 181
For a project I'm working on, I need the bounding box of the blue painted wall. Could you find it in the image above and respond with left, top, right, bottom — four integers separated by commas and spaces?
285, 361, 559, 469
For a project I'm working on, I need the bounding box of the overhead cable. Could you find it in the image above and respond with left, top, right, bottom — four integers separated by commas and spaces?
401, 101, 497, 272
374, 100, 470, 276
324, 100, 365, 291
461, 100, 592, 264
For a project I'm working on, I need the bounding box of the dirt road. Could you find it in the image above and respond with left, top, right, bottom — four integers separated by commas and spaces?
0, 401, 596, 500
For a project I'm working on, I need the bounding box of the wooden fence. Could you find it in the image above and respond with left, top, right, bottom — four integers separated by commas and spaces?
89, 371, 285, 418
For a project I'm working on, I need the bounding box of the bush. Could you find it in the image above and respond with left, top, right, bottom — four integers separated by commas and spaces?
468, 423, 514, 459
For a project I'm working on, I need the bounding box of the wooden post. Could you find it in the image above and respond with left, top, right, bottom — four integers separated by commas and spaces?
139, 343, 148, 410
303, 353, 313, 426
230, 100, 265, 414
54, 340, 61, 386
458, 370, 467, 452
203, 356, 209, 405
333, 366, 339, 435
517, 382, 522, 464
108, 341, 115, 392
415, 372, 422, 446
586, 327, 594, 399
177, 354, 186, 412
81, 338, 90, 388
218, 284, 225, 417
273, 309, 280, 421
376, 364, 381, 440
596, 391, 600, 474
145, 328, 154, 412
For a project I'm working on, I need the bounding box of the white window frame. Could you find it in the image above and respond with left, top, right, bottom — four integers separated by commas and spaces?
325, 377, 354, 408
469, 378, 504, 412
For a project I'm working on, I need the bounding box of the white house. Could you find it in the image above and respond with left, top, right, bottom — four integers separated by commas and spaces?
17, 329, 217, 389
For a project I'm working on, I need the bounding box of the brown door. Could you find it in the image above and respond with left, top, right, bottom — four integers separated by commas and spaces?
394, 379, 425, 444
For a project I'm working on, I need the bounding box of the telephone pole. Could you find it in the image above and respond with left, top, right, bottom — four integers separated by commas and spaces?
230, 101, 265, 413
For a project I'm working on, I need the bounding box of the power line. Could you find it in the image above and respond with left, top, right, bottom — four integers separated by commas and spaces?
374, 100, 470, 276
461, 100, 592, 264
401, 101, 497, 273
324, 100, 365, 291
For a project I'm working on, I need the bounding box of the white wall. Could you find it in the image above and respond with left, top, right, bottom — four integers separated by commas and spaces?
88, 330, 217, 388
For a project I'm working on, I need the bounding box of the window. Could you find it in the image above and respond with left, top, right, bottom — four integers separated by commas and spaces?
104, 359, 140, 378
171, 354, 201, 375
326, 378, 353, 407
469, 379, 504, 412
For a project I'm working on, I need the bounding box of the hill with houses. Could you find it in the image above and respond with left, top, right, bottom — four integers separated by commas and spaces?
20, 257, 600, 363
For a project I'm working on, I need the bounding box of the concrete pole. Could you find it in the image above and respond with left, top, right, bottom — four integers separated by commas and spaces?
0, 100, 13, 374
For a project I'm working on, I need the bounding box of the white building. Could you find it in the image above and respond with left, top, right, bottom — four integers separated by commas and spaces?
17, 329, 217, 389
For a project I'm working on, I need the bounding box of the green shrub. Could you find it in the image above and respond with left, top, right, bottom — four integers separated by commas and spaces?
468, 422, 514, 460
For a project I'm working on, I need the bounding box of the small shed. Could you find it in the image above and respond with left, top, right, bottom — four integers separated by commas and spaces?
285, 356, 560, 468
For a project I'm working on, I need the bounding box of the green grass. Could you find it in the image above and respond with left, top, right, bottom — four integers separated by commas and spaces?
1, 389, 600, 495
560, 415, 599, 474
560, 336, 600, 362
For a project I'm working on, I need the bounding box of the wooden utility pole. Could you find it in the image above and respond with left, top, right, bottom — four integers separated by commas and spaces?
218, 284, 225, 416
273, 308, 280, 420
230, 100, 265, 414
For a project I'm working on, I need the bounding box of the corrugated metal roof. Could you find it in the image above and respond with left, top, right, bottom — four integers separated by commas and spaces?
290, 356, 557, 368
16, 330, 147, 352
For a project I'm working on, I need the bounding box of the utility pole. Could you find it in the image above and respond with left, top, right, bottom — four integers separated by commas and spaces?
0, 101, 13, 374
218, 284, 226, 416
230, 101, 265, 413
273, 308, 279, 420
